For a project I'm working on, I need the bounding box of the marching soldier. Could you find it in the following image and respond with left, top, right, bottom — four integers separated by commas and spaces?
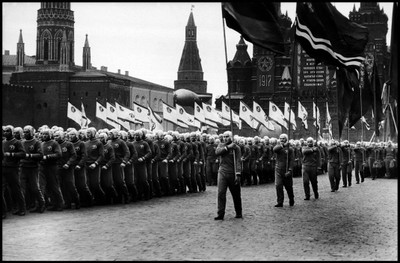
85, 127, 105, 205
148, 132, 162, 198
327, 140, 342, 192
40, 128, 64, 211
109, 129, 130, 204
205, 135, 218, 186
125, 130, 139, 202
340, 140, 353, 187
68, 129, 94, 207
273, 134, 295, 207
154, 131, 171, 196
98, 132, 117, 205
20, 125, 46, 213
353, 141, 365, 184
133, 130, 152, 200
3, 125, 27, 216
301, 137, 320, 200
54, 130, 80, 209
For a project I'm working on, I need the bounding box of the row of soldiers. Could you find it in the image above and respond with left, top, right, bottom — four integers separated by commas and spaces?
233, 136, 398, 184
2, 125, 223, 219
3, 123, 397, 218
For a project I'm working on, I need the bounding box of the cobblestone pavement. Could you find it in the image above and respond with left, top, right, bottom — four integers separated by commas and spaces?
2, 173, 398, 261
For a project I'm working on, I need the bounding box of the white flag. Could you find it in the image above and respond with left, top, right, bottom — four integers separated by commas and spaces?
194, 101, 205, 123
360, 116, 371, 130
163, 102, 189, 128
313, 102, 321, 131
80, 102, 91, 129
239, 101, 258, 129
176, 103, 198, 128
297, 100, 308, 130
115, 102, 140, 130
253, 101, 275, 130
284, 102, 296, 130
106, 102, 121, 129
147, 105, 164, 131
325, 101, 332, 137
67, 102, 83, 126
132, 102, 150, 123
95, 101, 108, 123
222, 101, 242, 129
203, 103, 223, 125
216, 109, 230, 126
269, 101, 288, 130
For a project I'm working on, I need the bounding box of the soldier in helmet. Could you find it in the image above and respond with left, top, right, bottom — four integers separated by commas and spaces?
301, 137, 320, 200
3, 125, 27, 217
20, 125, 46, 213
109, 129, 131, 204
214, 131, 242, 220
54, 130, 80, 209
327, 140, 343, 192
272, 133, 295, 207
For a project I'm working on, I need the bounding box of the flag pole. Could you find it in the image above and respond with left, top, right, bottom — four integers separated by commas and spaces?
314, 61, 318, 142
221, 4, 237, 176
360, 63, 364, 142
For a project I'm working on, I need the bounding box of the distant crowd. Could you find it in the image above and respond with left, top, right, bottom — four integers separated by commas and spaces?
2, 124, 398, 219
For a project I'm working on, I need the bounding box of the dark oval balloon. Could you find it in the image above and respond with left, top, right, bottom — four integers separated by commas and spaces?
173, 89, 201, 106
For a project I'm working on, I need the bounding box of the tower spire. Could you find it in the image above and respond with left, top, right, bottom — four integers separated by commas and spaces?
83, 34, 91, 71
16, 29, 25, 71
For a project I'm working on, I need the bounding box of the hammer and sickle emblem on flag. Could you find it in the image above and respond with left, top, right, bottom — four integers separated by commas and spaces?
256, 106, 261, 112
137, 107, 142, 113
71, 107, 76, 113
99, 106, 104, 112
110, 107, 115, 113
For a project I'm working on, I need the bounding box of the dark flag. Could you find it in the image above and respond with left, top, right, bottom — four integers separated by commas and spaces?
389, 2, 398, 99
370, 62, 384, 137
336, 67, 358, 139
222, 2, 285, 55
295, 2, 369, 69
348, 63, 374, 128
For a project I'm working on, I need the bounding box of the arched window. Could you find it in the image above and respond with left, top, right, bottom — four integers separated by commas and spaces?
141, 96, 146, 106
158, 99, 163, 111
135, 95, 140, 103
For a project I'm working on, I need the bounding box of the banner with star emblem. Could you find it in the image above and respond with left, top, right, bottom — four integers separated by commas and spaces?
202, 102, 221, 128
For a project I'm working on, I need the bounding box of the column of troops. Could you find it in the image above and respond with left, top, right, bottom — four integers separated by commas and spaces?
2, 124, 397, 219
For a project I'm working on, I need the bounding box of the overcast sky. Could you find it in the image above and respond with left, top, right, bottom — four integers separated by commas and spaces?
2, 2, 394, 104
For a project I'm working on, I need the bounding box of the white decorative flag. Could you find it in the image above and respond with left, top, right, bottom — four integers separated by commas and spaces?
297, 100, 308, 130
106, 102, 121, 129
67, 102, 83, 126
216, 109, 230, 126
325, 101, 332, 137
132, 102, 150, 123
269, 101, 288, 130
194, 101, 205, 123
115, 102, 140, 130
95, 101, 108, 123
163, 101, 189, 128
147, 105, 164, 131
239, 101, 258, 129
284, 102, 296, 130
313, 102, 321, 131
253, 101, 275, 130
80, 102, 91, 129
176, 103, 198, 128
222, 101, 242, 129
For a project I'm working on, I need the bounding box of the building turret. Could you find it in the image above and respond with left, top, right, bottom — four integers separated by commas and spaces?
174, 8, 208, 95
16, 29, 24, 72
82, 34, 91, 71
36, 2, 74, 65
